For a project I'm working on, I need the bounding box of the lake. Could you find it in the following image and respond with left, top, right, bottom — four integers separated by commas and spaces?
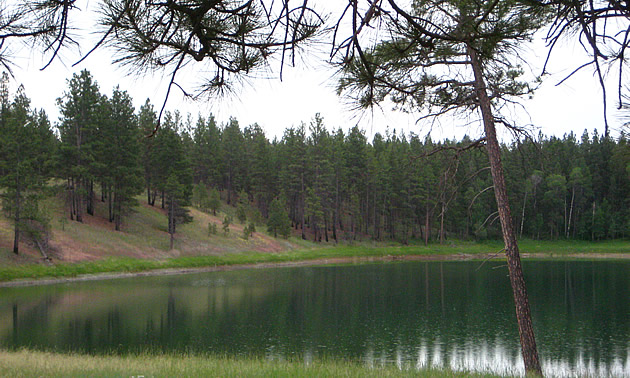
1, 260, 629, 376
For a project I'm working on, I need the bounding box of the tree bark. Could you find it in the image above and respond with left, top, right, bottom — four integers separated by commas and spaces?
424, 202, 430, 246
75, 179, 83, 222
13, 173, 20, 255
87, 180, 94, 216
169, 194, 175, 250
567, 187, 575, 238
468, 45, 542, 376
520, 190, 527, 239
300, 171, 306, 240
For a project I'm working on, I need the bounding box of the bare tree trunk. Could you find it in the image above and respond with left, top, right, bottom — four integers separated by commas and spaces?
591, 201, 596, 241
439, 202, 445, 244
108, 186, 113, 223
13, 174, 20, 255
566, 187, 575, 238
563, 197, 567, 239
424, 203, 430, 246
114, 189, 121, 231
75, 179, 83, 222
169, 194, 175, 250
87, 180, 94, 216
300, 172, 305, 240
520, 190, 527, 239
469, 45, 541, 376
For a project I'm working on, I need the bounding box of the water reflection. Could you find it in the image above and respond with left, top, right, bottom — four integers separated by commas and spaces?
362, 338, 630, 377
0, 261, 629, 377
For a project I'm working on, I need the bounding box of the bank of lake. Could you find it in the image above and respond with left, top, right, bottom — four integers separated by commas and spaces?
1, 239, 628, 286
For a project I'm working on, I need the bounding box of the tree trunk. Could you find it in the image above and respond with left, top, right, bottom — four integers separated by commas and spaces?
108, 186, 113, 223
439, 202, 445, 244
75, 179, 83, 222
13, 174, 20, 255
169, 195, 175, 250
520, 190, 527, 239
468, 45, 542, 376
87, 180, 94, 216
567, 187, 575, 238
591, 201, 596, 241
114, 189, 121, 231
300, 172, 306, 240
424, 202, 430, 246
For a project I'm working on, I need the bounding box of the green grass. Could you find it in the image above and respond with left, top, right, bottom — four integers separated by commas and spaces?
0, 349, 499, 377
1, 239, 628, 283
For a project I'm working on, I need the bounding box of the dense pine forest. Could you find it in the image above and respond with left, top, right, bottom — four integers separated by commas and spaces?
1, 70, 629, 254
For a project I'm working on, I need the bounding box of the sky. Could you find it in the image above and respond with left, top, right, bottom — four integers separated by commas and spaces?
5, 4, 627, 143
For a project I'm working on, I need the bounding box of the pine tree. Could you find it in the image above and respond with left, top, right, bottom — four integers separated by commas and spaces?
208, 187, 221, 216
267, 197, 291, 238
165, 174, 183, 250
138, 99, 158, 206
102, 87, 143, 231
57, 70, 103, 222
334, 1, 550, 374
221, 118, 244, 205
0, 79, 54, 254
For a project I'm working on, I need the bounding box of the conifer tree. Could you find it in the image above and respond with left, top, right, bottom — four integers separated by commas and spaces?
57, 69, 102, 222
0, 78, 54, 254
267, 197, 291, 238
102, 87, 143, 231
334, 1, 550, 374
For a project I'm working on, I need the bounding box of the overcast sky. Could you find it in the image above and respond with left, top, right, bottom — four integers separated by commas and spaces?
5, 5, 627, 143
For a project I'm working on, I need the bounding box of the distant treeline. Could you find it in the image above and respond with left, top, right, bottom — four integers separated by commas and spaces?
1, 70, 629, 254
185, 116, 628, 243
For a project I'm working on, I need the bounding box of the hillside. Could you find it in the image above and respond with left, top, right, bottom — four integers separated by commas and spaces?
0, 190, 310, 266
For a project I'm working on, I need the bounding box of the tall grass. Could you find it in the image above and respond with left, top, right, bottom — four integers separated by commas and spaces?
0, 349, 498, 377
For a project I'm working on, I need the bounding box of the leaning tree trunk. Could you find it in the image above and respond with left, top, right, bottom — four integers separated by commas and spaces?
468, 46, 542, 376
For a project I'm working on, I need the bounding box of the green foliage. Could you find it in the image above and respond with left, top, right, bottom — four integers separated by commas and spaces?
222, 215, 232, 235
0, 75, 55, 254
99, 86, 144, 230
207, 188, 221, 216
207, 223, 217, 236
236, 190, 249, 224
56, 69, 103, 222
242, 222, 256, 240
236, 204, 247, 224
267, 197, 291, 239
192, 183, 209, 210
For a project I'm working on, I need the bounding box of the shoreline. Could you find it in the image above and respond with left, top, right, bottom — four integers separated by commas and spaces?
2, 251, 629, 288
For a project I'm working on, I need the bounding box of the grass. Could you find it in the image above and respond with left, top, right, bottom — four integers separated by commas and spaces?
0, 238, 628, 283
0, 349, 499, 377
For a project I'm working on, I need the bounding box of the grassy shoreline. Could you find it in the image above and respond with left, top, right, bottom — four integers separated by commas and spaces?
1, 239, 628, 285
0, 349, 499, 377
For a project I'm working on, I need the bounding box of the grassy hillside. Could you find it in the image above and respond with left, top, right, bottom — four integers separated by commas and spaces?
0, 190, 312, 266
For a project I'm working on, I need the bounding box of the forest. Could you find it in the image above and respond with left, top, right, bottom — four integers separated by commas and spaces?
1, 69, 629, 254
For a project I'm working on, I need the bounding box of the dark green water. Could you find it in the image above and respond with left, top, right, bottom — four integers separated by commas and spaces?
1, 260, 629, 376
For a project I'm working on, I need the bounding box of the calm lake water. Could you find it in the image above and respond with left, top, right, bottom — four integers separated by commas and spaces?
1, 260, 629, 376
